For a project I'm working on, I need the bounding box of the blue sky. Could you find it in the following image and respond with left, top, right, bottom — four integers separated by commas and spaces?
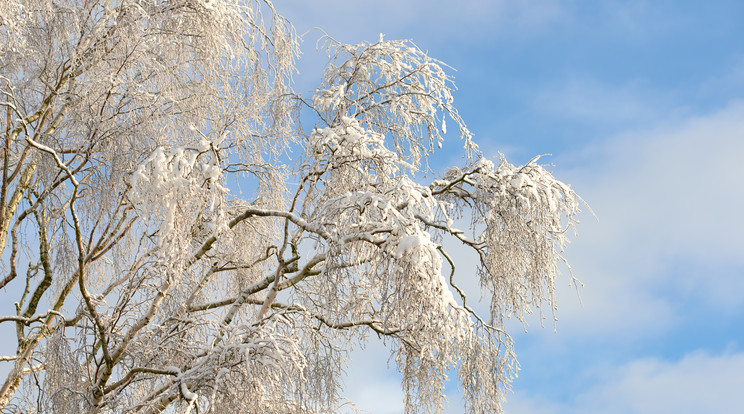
278, 1, 744, 413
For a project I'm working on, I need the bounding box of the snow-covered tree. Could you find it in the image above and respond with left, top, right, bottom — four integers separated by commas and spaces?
0, 1, 586, 412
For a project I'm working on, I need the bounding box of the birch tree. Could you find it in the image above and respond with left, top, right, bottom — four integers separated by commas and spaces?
0, 1, 586, 412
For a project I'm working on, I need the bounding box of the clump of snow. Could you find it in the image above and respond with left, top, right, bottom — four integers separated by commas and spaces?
394, 234, 429, 258
128, 143, 229, 260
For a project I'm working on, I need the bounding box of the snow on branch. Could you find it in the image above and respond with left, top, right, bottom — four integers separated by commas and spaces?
314, 36, 477, 169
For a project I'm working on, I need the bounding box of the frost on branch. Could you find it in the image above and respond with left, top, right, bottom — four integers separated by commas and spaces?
296, 107, 585, 411
470, 156, 582, 325
313, 37, 476, 168
0, 0, 29, 56
0, 2, 587, 413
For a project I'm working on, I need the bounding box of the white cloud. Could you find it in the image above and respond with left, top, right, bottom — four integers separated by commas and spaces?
505, 350, 744, 414
503, 101, 744, 342
571, 102, 744, 268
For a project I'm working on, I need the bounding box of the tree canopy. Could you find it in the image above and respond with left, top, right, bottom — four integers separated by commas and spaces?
0, 1, 585, 412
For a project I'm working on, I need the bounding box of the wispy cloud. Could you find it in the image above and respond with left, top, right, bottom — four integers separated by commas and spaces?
505, 350, 744, 414
538, 102, 744, 338
533, 78, 672, 126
